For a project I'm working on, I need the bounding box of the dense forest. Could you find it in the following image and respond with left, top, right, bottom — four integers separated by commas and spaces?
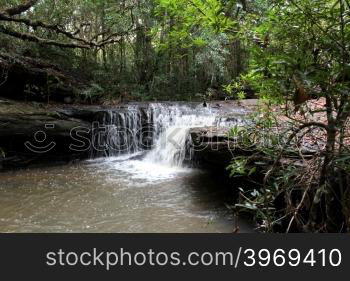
0, 0, 350, 233
0, 0, 250, 102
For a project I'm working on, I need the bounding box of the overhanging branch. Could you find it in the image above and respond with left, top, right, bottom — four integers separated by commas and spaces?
0, 0, 39, 16
0, 13, 95, 46
0, 0, 137, 49
0, 25, 91, 49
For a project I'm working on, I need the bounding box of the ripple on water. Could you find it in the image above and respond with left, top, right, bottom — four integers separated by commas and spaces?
0, 158, 253, 233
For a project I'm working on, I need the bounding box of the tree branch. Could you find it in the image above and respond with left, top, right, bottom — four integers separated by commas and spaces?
0, 0, 39, 16
0, 0, 137, 49
263, 122, 328, 186
0, 14, 94, 46
288, 0, 350, 57
0, 25, 90, 49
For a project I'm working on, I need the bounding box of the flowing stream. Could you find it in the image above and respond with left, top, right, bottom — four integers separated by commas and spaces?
0, 103, 252, 233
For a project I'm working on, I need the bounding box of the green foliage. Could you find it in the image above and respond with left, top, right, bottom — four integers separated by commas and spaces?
154, 0, 236, 48
80, 83, 104, 104
225, 0, 350, 232
223, 77, 247, 100
227, 157, 256, 177
0, 0, 250, 101
241, 0, 350, 103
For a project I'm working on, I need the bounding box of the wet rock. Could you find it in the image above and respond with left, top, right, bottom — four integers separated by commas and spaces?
0, 100, 93, 170
54, 107, 100, 123
189, 124, 319, 170
189, 127, 237, 168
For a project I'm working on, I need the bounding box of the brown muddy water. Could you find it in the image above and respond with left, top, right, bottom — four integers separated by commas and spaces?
0, 156, 251, 233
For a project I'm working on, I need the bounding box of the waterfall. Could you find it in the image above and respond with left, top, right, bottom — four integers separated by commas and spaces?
144, 127, 190, 167
91, 105, 146, 158
144, 105, 218, 167
91, 103, 243, 167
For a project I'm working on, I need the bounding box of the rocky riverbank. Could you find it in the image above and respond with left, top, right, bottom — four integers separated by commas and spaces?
0, 99, 92, 170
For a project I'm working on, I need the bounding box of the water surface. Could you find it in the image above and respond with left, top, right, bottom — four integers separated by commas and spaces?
0, 156, 250, 233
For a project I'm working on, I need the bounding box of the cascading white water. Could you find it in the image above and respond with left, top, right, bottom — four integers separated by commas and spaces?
144, 105, 218, 167
92, 102, 246, 173
91, 105, 145, 158
144, 127, 190, 167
